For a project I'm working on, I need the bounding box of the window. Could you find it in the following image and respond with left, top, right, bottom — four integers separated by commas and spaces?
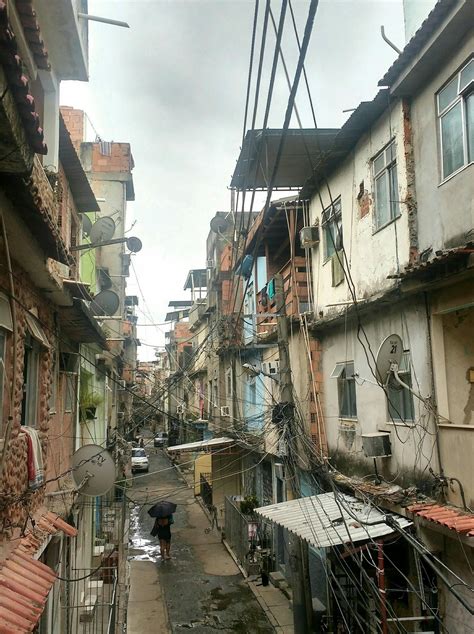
373, 140, 399, 229
438, 58, 474, 179
0, 292, 13, 437
21, 334, 40, 426
64, 372, 76, 413
331, 361, 357, 419
387, 351, 415, 422
322, 197, 342, 260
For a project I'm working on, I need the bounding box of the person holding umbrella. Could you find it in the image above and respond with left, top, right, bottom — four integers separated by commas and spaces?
149, 500, 177, 560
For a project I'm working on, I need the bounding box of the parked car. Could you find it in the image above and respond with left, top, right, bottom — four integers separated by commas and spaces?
131, 448, 149, 473
154, 432, 168, 448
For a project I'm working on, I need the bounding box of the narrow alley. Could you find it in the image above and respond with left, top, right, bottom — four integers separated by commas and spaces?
127, 445, 275, 633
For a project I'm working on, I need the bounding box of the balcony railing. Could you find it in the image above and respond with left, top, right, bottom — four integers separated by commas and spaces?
255, 257, 310, 337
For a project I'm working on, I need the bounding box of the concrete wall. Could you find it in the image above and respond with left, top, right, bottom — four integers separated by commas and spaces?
430, 282, 474, 506
309, 101, 411, 319
411, 31, 474, 253
319, 297, 439, 482
194, 453, 212, 496
211, 451, 242, 523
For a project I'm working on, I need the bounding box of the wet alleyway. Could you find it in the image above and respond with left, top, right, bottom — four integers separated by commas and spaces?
127, 446, 274, 633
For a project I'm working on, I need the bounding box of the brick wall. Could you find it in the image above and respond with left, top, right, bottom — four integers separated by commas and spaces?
60, 106, 84, 152
91, 142, 133, 174
0, 264, 54, 532
308, 337, 328, 457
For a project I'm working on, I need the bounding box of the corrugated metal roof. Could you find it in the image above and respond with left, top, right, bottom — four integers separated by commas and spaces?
168, 437, 235, 453
407, 503, 474, 536
59, 115, 100, 213
231, 128, 339, 191
0, 512, 77, 633
379, 0, 460, 88
255, 492, 411, 549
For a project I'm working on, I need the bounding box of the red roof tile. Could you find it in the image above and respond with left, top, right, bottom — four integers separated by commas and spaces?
0, 512, 77, 633
407, 503, 474, 537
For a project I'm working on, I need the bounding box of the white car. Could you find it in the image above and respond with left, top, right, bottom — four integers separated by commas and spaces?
131, 448, 149, 473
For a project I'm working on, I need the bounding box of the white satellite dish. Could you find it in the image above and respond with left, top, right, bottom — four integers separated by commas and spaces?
90, 289, 120, 316
72, 444, 115, 497
89, 217, 116, 246
82, 215, 92, 237
126, 236, 142, 253
375, 333, 403, 385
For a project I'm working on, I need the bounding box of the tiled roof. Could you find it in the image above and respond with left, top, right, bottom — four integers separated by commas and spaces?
0, 2, 47, 154
0, 511, 77, 633
407, 503, 474, 536
14, 0, 50, 71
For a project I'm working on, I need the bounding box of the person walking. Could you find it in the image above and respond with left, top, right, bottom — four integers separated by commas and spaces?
152, 515, 173, 559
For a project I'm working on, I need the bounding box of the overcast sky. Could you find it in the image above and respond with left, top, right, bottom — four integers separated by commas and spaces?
61, 0, 407, 360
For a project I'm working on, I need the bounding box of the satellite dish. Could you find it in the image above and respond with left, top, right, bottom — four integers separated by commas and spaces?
210, 215, 229, 234
90, 289, 120, 316
89, 217, 116, 245
375, 334, 403, 385
72, 444, 115, 497
82, 215, 92, 237
126, 236, 142, 253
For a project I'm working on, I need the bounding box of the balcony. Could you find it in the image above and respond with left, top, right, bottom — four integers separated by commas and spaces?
255, 257, 310, 337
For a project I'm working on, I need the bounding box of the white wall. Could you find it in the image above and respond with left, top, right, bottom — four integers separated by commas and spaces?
410, 32, 474, 253
320, 298, 439, 481
309, 101, 411, 321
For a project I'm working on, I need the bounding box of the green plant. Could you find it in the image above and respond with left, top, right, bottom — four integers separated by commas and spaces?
240, 495, 259, 515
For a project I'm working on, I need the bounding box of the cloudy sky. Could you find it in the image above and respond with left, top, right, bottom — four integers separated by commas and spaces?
61, 0, 408, 360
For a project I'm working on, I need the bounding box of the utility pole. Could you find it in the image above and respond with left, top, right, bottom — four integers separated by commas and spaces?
274, 274, 311, 633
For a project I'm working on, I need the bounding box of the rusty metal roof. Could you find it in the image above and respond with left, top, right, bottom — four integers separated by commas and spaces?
407, 503, 474, 536
0, 511, 77, 632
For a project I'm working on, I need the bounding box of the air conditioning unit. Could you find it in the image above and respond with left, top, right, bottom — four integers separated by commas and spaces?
220, 406, 231, 417
300, 225, 320, 248
262, 361, 280, 376
117, 380, 126, 390
361, 432, 392, 458
206, 258, 215, 269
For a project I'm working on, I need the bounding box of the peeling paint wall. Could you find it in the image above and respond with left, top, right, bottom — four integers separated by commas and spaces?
309, 100, 412, 319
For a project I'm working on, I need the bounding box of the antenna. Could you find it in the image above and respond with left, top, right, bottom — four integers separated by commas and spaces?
126, 236, 143, 253
210, 215, 229, 234
71, 444, 115, 497
90, 290, 120, 316
375, 333, 426, 402
89, 217, 116, 246
82, 215, 93, 237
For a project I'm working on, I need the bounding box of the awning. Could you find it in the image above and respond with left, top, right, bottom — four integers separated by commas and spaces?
255, 492, 411, 548
57, 298, 107, 348
25, 312, 50, 348
0, 511, 77, 633
167, 437, 235, 453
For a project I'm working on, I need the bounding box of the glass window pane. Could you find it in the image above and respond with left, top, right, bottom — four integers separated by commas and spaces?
438, 76, 458, 113
441, 102, 464, 177
324, 224, 336, 259
460, 59, 474, 91
375, 173, 390, 227
467, 92, 474, 162
374, 152, 385, 175
389, 164, 400, 219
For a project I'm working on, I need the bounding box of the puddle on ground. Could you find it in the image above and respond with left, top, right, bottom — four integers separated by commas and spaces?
128, 506, 161, 561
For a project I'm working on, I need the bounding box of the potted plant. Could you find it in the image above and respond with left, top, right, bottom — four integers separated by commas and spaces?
240, 495, 259, 516
79, 386, 103, 421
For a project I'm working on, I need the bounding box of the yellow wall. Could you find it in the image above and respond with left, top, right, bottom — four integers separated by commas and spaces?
194, 453, 212, 495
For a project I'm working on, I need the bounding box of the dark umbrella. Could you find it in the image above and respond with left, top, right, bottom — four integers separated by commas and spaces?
148, 500, 177, 518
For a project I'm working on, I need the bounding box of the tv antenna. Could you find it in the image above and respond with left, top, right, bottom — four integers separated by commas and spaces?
71, 444, 115, 496
375, 333, 426, 402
